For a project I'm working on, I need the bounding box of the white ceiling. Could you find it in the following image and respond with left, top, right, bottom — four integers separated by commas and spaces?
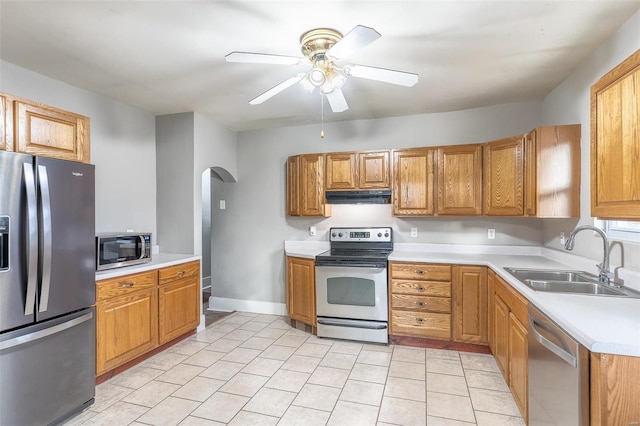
1, 1, 639, 132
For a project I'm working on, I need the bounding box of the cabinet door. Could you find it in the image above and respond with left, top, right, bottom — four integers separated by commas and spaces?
392, 148, 435, 216
286, 156, 300, 216
96, 288, 158, 375
591, 49, 640, 220
453, 266, 488, 344
359, 150, 390, 189
158, 276, 200, 344
509, 313, 528, 419
484, 136, 524, 216
487, 269, 496, 353
287, 256, 316, 326
325, 152, 357, 190
493, 295, 509, 379
437, 144, 482, 215
300, 154, 326, 216
14, 100, 90, 163
524, 130, 537, 216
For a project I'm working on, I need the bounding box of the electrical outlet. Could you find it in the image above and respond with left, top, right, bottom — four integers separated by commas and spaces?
309, 226, 316, 236
560, 231, 565, 245
411, 228, 418, 238
219, 200, 226, 209
488, 229, 496, 239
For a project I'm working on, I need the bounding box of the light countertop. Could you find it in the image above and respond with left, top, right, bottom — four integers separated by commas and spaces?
95, 253, 201, 280
284, 241, 640, 357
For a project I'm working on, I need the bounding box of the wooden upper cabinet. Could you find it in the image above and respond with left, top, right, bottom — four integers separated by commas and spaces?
325, 152, 357, 190
359, 150, 390, 189
436, 144, 482, 215
325, 150, 390, 190
484, 136, 525, 216
591, 49, 640, 220
392, 148, 435, 216
286, 154, 330, 217
14, 98, 90, 163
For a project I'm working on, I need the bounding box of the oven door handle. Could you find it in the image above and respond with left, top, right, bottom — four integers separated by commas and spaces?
317, 318, 388, 330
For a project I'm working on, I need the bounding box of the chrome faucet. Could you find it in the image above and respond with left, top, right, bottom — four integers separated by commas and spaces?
564, 225, 620, 286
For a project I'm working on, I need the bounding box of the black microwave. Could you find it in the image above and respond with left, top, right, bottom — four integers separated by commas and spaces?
96, 233, 152, 271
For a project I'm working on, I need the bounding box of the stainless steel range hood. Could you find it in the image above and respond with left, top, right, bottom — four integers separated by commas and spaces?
325, 190, 392, 204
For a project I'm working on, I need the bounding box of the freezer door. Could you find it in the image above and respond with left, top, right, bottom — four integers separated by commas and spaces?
0, 307, 96, 425
35, 157, 95, 321
0, 151, 36, 332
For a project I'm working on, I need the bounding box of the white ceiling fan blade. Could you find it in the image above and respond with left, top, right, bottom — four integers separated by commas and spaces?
327, 25, 381, 59
346, 65, 419, 87
249, 73, 306, 105
226, 52, 307, 66
326, 89, 349, 112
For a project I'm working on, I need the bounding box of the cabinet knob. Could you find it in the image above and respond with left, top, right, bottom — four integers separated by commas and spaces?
177, 270, 186, 276
414, 270, 426, 275
120, 282, 135, 288
416, 286, 426, 291
415, 301, 425, 306
415, 317, 426, 323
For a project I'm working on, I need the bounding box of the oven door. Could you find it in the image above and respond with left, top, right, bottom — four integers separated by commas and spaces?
315, 265, 388, 322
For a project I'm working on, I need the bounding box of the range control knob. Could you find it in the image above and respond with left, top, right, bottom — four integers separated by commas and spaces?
384, 232, 390, 237
338, 233, 343, 238
331, 232, 337, 238
377, 232, 382, 237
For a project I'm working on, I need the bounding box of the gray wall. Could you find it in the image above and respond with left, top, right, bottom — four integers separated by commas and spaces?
156, 113, 195, 254
540, 9, 640, 271
212, 102, 543, 304
0, 60, 157, 238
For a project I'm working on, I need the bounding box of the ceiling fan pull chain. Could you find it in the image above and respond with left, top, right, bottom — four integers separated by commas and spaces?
320, 95, 325, 138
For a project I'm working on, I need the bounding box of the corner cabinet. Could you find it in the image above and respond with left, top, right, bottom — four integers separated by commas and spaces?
0, 92, 91, 163
158, 261, 201, 344
286, 256, 316, 326
436, 144, 482, 215
484, 136, 525, 216
286, 154, 331, 217
392, 148, 435, 216
590, 49, 640, 220
96, 270, 159, 376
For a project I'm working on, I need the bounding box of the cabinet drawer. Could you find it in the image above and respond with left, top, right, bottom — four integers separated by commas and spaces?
96, 270, 157, 301
390, 279, 451, 297
159, 261, 200, 286
390, 310, 451, 340
390, 294, 451, 313
390, 262, 451, 281
495, 276, 528, 325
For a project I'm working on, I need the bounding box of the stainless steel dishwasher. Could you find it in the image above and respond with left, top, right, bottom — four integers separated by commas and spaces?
528, 304, 589, 426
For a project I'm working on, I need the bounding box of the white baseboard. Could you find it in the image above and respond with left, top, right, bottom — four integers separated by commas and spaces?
208, 296, 288, 316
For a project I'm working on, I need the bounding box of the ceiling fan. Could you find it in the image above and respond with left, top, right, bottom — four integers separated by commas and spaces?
225, 25, 419, 113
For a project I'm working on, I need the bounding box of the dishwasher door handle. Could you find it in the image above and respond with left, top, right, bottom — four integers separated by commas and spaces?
529, 317, 577, 367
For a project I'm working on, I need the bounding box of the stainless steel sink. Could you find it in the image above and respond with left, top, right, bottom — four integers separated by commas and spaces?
504, 267, 640, 298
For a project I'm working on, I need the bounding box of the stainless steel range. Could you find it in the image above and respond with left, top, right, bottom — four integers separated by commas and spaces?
315, 227, 392, 344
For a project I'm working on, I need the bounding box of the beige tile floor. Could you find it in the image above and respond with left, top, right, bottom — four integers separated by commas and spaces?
63, 312, 525, 426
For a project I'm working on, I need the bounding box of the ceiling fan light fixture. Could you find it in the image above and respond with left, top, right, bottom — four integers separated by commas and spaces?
308, 67, 326, 86
300, 77, 316, 93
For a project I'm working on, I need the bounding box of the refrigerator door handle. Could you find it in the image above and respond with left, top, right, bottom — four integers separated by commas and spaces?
37, 165, 53, 313
0, 312, 93, 351
23, 163, 38, 316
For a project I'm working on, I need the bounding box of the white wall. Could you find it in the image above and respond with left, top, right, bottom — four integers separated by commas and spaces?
211, 102, 543, 305
0, 60, 157, 238
541, 9, 640, 272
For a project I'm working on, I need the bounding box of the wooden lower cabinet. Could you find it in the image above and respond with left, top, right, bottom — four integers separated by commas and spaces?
96, 270, 158, 375
453, 265, 487, 344
158, 261, 201, 344
389, 262, 452, 340
492, 274, 528, 420
286, 256, 316, 326
591, 352, 640, 426
95, 260, 201, 376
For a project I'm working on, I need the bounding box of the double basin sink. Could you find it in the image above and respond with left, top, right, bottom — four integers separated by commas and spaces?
504, 268, 640, 298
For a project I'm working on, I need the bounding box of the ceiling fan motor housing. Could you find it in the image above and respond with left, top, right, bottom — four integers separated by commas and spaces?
300, 28, 342, 62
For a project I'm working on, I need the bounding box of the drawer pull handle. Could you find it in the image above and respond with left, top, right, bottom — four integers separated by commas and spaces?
177, 270, 186, 276
414, 270, 426, 275
416, 286, 426, 291
414, 301, 425, 306
415, 318, 426, 323
120, 282, 135, 288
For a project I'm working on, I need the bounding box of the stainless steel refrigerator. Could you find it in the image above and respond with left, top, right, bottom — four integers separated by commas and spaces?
0, 150, 96, 425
